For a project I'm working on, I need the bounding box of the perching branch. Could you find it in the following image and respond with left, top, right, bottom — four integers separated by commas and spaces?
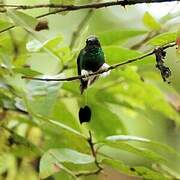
22, 42, 176, 82
0, 0, 180, 12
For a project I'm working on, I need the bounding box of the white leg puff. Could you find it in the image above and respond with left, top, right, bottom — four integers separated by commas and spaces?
81, 69, 90, 81
99, 63, 111, 77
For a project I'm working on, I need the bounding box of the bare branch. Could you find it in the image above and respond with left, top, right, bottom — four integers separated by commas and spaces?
0, 0, 180, 34
0, 0, 180, 11
33, 0, 180, 18
86, 131, 103, 175
21, 42, 176, 82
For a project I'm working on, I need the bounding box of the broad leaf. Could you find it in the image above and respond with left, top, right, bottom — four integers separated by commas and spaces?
13, 68, 42, 77
98, 29, 147, 46
0, 19, 13, 31
99, 142, 166, 162
23, 92, 84, 138
106, 135, 150, 142
105, 135, 180, 157
0, 47, 12, 71
102, 159, 169, 180
25, 74, 64, 116
7, 10, 38, 32
143, 12, 161, 31
103, 46, 154, 64
40, 148, 94, 178
87, 101, 127, 139
148, 32, 177, 46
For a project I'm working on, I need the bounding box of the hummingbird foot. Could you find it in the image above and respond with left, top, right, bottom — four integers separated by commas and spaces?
81, 69, 91, 81
81, 69, 98, 87
99, 63, 111, 77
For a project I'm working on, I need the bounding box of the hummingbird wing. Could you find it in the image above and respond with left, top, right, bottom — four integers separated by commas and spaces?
77, 50, 81, 76
77, 50, 88, 94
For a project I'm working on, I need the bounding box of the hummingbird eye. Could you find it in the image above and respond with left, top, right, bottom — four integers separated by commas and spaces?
95, 40, 100, 46
89, 41, 93, 45
86, 40, 93, 45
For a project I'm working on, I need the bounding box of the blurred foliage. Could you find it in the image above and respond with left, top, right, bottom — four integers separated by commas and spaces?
0, 0, 180, 180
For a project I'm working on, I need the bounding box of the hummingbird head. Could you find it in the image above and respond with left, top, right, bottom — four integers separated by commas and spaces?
86, 36, 101, 50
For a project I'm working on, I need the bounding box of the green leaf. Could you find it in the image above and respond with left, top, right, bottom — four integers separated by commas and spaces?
2, 126, 41, 156
26, 35, 64, 52
0, 19, 13, 31
26, 110, 85, 139
148, 32, 177, 46
0, 154, 15, 175
40, 148, 94, 178
153, 164, 180, 179
98, 29, 147, 46
143, 12, 161, 31
0, 46, 12, 71
44, 36, 72, 62
25, 74, 64, 116
103, 46, 154, 64
7, 10, 38, 32
102, 158, 136, 176
13, 68, 42, 77
8, 11, 64, 64
106, 135, 150, 142
105, 135, 180, 158
87, 101, 127, 139
44, 36, 64, 50
100, 142, 166, 162
51, 100, 81, 131
133, 167, 169, 180
107, 77, 180, 124
43, 148, 94, 164
102, 159, 169, 180
26, 35, 69, 62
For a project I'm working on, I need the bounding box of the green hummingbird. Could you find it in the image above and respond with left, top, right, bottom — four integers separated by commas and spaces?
77, 36, 110, 94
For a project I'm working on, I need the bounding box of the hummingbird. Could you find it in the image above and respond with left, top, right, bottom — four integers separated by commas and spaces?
77, 36, 110, 94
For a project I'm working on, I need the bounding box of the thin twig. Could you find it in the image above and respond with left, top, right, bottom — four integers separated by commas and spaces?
69, 9, 93, 49
36, 0, 180, 18
87, 131, 97, 158
0, 0, 180, 34
76, 168, 102, 177
0, 0, 180, 11
87, 131, 103, 172
22, 42, 176, 82
69, 0, 102, 49
130, 31, 157, 50
3, 107, 28, 116
0, 25, 14, 34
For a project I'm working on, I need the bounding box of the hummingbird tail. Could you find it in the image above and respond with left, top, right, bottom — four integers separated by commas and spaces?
80, 80, 88, 94
80, 75, 99, 94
